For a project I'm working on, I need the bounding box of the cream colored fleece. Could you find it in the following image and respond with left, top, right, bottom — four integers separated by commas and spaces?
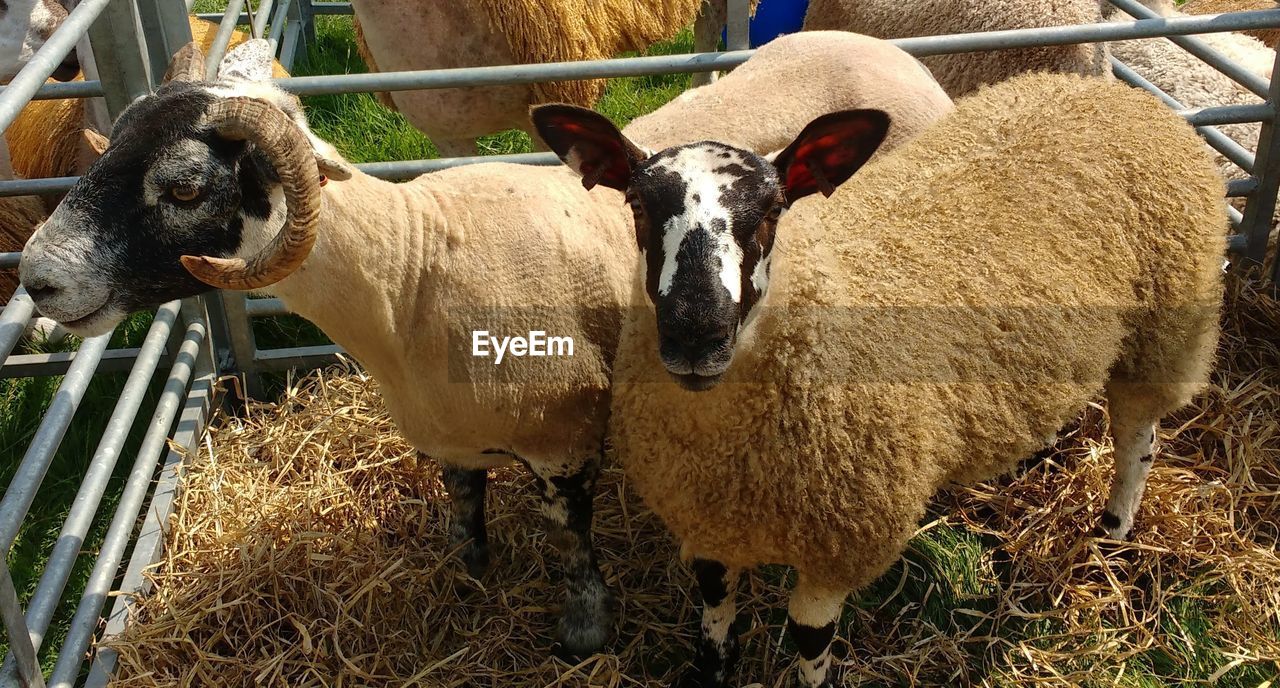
625, 31, 954, 155
609, 73, 1226, 591
803, 0, 1111, 97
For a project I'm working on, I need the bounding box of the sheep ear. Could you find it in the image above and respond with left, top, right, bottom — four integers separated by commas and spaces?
772, 109, 890, 205
164, 42, 207, 83
217, 39, 274, 83
531, 104, 648, 191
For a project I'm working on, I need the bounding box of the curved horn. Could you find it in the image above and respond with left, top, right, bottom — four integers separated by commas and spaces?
164, 42, 207, 83
179, 97, 322, 291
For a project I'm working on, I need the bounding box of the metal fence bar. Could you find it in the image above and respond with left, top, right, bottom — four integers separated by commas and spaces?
0, 348, 163, 379
254, 343, 343, 371
85, 301, 217, 688
0, 0, 112, 133
85, 0, 153, 117
0, 304, 179, 684
202, 0, 247, 78
1111, 57, 1256, 173
1108, 0, 1270, 100
0, 334, 111, 553
136, 0, 193, 81
726, 0, 750, 51
1240, 41, 1280, 271
252, 0, 275, 38
0, 290, 36, 363
1228, 178, 1258, 197
0, 81, 104, 100
266, 0, 291, 50
45, 310, 208, 688
0, 568, 44, 687
1179, 103, 1273, 126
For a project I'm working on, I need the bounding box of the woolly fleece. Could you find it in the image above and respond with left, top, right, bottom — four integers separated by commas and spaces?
609, 73, 1227, 591
624, 31, 954, 155
1182, 0, 1280, 47
802, 0, 1110, 97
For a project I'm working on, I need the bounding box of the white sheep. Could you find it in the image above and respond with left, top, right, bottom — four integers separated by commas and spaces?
534, 72, 1227, 687
0, 0, 77, 83
801, 0, 1112, 97
18, 32, 954, 659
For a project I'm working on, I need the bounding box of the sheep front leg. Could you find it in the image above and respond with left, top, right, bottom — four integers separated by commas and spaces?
1097, 419, 1157, 541
440, 464, 490, 578
530, 459, 615, 657
676, 559, 742, 688
787, 576, 847, 688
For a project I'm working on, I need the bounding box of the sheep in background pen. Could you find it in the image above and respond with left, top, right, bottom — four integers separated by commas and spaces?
801, 0, 1111, 97
16, 32, 953, 659
349, 0, 757, 157
1182, 0, 1280, 47
533, 71, 1226, 686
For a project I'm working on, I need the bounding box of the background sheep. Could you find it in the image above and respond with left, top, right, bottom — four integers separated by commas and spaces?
1106, 2, 1271, 184
17, 32, 953, 661
1182, 0, 1280, 46
536, 72, 1226, 687
0, 0, 77, 83
801, 0, 1111, 97
348, 0, 751, 157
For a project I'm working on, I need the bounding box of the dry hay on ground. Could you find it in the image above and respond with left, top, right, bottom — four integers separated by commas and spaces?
106, 272, 1280, 686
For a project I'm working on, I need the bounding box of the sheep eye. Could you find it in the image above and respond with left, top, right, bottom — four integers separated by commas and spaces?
627, 195, 645, 219
169, 186, 201, 203
765, 204, 782, 222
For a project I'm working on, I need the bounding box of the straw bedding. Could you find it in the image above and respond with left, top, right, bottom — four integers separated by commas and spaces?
105, 270, 1280, 686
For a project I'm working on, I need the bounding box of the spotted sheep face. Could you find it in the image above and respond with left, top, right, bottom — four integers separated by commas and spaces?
533, 105, 890, 391
0, 0, 78, 83
19, 39, 352, 336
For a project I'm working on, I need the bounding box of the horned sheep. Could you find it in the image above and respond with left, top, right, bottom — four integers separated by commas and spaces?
18, 32, 954, 658
535, 72, 1226, 686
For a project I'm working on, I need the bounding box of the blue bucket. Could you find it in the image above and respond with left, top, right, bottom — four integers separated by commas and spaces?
721, 0, 811, 48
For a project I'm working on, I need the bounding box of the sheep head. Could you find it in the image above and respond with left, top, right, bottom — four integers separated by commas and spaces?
0, 0, 78, 83
19, 39, 354, 336
533, 104, 889, 391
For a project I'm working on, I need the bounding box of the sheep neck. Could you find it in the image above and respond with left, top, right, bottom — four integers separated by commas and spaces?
262, 170, 447, 379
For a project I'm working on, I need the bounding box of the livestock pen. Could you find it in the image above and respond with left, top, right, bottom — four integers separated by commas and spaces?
0, 0, 1278, 685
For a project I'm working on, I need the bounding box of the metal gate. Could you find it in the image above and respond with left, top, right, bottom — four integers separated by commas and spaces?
1, 0, 1278, 684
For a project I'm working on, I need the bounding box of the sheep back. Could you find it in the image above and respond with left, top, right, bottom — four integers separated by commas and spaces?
609, 73, 1225, 590
802, 0, 1110, 97
623, 31, 954, 155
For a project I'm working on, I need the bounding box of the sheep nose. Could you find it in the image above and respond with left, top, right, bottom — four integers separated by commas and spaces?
22, 276, 62, 301
662, 327, 732, 363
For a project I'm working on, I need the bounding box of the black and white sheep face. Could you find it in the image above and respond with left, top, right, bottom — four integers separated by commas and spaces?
533, 105, 890, 391
19, 81, 276, 335
625, 142, 782, 389
0, 0, 77, 83
20, 39, 349, 337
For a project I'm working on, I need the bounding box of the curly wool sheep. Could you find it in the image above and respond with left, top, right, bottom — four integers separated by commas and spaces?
20, 33, 954, 661
535, 73, 1226, 687
802, 0, 1111, 97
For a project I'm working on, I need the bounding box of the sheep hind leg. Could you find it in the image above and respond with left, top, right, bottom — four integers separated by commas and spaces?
787, 576, 848, 688
530, 459, 616, 658
440, 464, 490, 578
675, 559, 742, 688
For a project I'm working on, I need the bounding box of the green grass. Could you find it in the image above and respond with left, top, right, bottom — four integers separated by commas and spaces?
4, 12, 1278, 687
